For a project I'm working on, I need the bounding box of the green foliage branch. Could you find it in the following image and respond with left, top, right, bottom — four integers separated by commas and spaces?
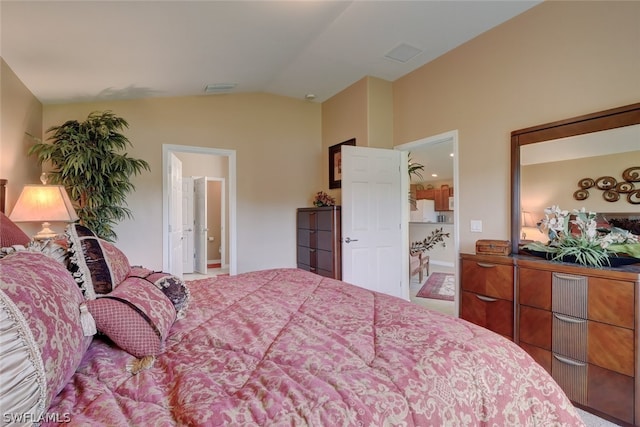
28, 111, 150, 241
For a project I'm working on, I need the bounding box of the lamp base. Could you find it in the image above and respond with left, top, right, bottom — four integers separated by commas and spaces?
34, 222, 58, 240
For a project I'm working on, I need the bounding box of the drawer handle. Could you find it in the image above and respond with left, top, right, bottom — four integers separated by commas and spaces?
553, 354, 586, 367
553, 313, 586, 324
476, 295, 498, 302
309, 249, 316, 253
552, 273, 583, 281
476, 262, 496, 268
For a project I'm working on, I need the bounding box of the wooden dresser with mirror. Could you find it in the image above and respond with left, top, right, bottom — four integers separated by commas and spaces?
512, 102, 640, 426
462, 102, 640, 425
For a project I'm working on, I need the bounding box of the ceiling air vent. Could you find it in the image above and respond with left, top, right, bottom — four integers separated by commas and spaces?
204, 83, 237, 94
384, 43, 422, 63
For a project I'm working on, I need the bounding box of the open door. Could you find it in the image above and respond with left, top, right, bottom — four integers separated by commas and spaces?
182, 178, 194, 274
341, 145, 409, 300
193, 177, 208, 274
168, 153, 184, 278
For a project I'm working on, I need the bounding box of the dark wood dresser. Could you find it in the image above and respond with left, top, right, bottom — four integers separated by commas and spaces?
296, 206, 341, 279
460, 252, 640, 426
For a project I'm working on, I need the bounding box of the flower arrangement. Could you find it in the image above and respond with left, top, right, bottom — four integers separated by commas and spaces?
313, 191, 336, 207
523, 206, 640, 267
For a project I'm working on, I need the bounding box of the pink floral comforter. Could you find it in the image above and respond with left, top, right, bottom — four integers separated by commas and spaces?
47, 268, 583, 426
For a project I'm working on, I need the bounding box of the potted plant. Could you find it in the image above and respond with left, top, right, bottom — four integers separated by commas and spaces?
28, 111, 150, 242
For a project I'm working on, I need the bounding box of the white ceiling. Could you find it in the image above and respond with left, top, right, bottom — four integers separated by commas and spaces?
1, 0, 540, 105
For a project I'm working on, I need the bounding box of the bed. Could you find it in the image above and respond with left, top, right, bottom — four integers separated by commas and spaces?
0, 184, 584, 426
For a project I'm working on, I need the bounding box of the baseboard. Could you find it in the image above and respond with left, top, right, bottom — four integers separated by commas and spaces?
430, 260, 455, 268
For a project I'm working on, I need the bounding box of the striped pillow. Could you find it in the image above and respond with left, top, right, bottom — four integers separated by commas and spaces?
66, 224, 131, 299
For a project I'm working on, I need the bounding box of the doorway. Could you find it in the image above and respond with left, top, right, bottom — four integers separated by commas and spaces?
162, 144, 237, 277
395, 130, 459, 317
181, 176, 226, 275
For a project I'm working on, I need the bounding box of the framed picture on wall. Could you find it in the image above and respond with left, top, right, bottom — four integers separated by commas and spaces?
329, 138, 356, 189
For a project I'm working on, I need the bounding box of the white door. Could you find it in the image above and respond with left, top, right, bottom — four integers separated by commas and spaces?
341, 145, 409, 300
194, 176, 208, 274
182, 178, 194, 274
168, 153, 184, 278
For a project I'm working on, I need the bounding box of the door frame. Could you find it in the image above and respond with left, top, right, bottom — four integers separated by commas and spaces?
395, 130, 460, 316
162, 144, 237, 275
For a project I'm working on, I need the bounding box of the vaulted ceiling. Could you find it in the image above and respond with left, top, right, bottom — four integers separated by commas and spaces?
1, 1, 540, 105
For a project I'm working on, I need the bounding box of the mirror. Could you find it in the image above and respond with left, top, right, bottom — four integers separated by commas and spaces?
511, 102, 640, 253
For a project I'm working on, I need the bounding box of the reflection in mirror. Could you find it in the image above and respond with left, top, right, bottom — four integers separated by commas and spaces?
520, 124, 640, 242
511, 102, 640, 253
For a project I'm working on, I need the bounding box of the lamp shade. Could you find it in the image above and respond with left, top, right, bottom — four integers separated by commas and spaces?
10, 185, 78, 239
522, 211, 536, 228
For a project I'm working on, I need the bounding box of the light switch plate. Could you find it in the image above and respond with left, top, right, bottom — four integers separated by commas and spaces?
470, 220, 483, 232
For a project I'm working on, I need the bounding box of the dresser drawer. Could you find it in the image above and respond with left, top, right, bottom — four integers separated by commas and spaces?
588, 277, 634, 329
461, 259, 513, 300
297, 229, 315, 248
296, 246, 315, 267
588, 364, 634, 425
519, 305, 551, 350
297, 210, 317, 230
520, 342, 552, 373
461, 290, 513, 339
518, 267, 551, 310
316, 210, 335, 231
588, 321, 634, 376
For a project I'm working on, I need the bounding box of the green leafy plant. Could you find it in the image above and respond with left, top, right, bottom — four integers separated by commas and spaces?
28, 111, 150, 242
523, 206, 640, 267
408, 153, 425, 206
408, 153, 424, 181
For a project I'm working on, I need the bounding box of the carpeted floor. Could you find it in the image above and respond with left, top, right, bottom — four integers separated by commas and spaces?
577, 408, 621, 426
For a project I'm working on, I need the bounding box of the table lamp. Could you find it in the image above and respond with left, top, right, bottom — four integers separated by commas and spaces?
10, 180, 79, 240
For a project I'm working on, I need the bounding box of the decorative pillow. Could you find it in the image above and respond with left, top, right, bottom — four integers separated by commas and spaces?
66, 224, 131, 299
129, 266, 190, 319
0, 251, 92, 420
0, 211, 30, 247
26, 238, 69, 264
86, 277, 177, 358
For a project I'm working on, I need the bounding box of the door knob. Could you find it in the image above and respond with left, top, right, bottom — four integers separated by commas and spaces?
344, 237, 359, 243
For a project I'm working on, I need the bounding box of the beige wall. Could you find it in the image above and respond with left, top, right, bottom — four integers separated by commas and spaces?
366, 77, 393, 150
0, 59, 43, 232
392, 1, 640, 253
321, 76, 394, 204
43, 94, 322, 271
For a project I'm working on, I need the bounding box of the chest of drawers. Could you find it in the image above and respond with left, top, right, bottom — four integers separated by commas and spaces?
296, 206, 341, 279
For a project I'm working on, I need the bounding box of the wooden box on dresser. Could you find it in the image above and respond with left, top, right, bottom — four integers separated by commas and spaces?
460, 253, 515, 340
516, 256, 640, 426
296, 206, 341, 279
